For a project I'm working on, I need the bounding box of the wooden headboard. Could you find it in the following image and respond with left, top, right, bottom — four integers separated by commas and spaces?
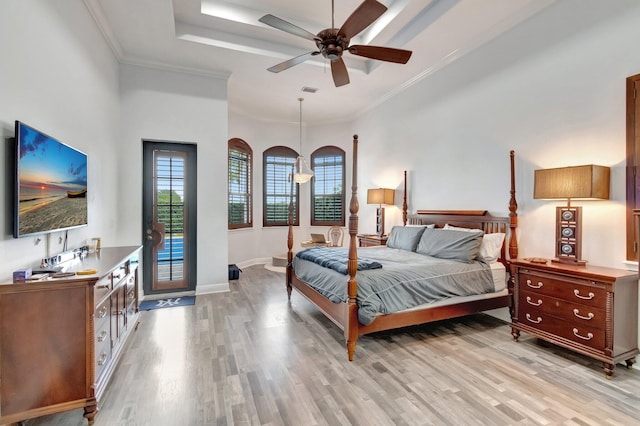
406, 210, 514, 264
400, 151, 519, 263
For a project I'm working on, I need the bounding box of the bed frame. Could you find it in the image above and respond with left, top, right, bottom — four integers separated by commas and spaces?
286, 135, 519, 360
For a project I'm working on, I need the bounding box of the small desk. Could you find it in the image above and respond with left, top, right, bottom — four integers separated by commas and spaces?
357, 234, 388, 247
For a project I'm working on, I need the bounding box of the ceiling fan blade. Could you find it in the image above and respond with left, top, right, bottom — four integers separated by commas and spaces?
267, 51, 319, 73
259, 14, 319, 41
330, 58, 350, 87
348, 45, 412, 64
338, 0, 387, 40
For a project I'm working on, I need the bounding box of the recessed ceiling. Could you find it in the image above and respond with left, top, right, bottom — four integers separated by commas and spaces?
85, 0, 555, 124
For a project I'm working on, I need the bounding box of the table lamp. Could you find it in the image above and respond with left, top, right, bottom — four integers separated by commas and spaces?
367, 188, 395, 236
534, 164, 610, 265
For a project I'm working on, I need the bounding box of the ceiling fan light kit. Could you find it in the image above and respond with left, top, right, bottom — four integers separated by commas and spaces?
259, 0, 413, 87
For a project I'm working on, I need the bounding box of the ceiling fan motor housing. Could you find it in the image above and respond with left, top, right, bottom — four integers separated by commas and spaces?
316, 28, 349, 61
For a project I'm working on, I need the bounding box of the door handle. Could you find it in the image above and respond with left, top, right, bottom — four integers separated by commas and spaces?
146, 223, 165, 249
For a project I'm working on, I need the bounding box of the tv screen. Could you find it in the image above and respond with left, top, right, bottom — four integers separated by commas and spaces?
14, 121, 88, 238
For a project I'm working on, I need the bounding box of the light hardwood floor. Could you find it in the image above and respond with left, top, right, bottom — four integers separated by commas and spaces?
23, 265, 640, 426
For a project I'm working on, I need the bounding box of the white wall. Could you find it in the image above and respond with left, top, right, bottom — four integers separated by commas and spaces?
230, 2, 640, 269
353, 0, 640, 270
0, 0, 120, 278
0, 2, 230, 295
228, 112, 355, 265
119, 64, 229, 294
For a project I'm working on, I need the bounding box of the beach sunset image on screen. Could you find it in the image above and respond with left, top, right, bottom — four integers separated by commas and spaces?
15, 121, 88, 237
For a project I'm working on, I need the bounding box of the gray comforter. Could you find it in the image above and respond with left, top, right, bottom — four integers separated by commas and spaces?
293, 246, 494, 325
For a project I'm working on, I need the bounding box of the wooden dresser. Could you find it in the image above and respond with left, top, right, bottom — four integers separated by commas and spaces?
0, 245, 141, 424
510, 259, 638, 378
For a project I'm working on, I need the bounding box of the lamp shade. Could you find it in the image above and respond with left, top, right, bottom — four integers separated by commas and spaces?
534, 165, 610, 200
293, 156, 313, 183
367, 188, 395, 205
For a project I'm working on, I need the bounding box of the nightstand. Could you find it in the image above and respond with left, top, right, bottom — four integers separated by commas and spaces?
357, 234, 388, 247
510, 259, 638, 378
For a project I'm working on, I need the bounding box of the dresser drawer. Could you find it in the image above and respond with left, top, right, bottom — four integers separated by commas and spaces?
519, 305, 605, 351
94, 275, 112, 305
518, 271, 607, 308
95, 298, 110, 323
519, 290, 606, 330
95, 337, 112, 379
94, 318, 110, 347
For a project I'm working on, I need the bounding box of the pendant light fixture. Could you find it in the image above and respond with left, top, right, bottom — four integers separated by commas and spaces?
293, 97, 314, 184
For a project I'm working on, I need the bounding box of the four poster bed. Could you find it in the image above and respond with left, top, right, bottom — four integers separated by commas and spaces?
286, 135, 519, 360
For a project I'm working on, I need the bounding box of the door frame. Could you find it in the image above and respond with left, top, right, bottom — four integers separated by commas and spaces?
142, 140, 197, 295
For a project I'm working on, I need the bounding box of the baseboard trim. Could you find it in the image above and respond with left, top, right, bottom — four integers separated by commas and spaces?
236, 257, 270, 270
196, 282, 230, 295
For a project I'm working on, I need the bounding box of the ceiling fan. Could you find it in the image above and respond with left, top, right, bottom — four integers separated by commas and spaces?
259, 0, 413, 87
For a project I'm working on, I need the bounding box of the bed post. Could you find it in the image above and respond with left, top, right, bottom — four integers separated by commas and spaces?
346, 135, 360, 361
508, 150, 519, 321
286, 165, 294, 299
508, 150, 518, 260
402, 170, 408, 226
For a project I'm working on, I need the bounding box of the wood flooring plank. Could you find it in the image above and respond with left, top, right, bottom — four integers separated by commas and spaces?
19, 265, 640, 426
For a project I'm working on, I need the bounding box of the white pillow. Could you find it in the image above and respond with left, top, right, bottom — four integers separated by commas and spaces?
442, 224, 505, 263
406, 223, 435, 228
478, 233, 506, 263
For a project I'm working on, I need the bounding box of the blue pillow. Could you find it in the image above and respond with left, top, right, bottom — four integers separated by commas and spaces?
386, 226, 428, 251
416, 228, 483, 263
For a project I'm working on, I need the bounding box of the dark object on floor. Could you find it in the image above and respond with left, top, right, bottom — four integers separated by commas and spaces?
229, 264, 242, 280
139, 296, 195, 311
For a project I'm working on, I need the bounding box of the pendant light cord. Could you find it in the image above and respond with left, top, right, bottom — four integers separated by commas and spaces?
298, 97, 303, 155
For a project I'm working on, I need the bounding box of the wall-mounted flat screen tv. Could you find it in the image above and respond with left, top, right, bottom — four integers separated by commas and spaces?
14, 121, 88, 238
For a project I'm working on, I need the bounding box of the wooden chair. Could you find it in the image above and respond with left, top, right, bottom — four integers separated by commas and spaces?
326, 226, 344, 247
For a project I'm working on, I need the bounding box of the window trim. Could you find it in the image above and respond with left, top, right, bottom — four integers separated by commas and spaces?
228, 138, 252, 230
310, 145, 346, 227
263, 146, 299, 227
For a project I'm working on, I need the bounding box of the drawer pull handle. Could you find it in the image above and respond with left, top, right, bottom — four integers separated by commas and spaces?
525, 313, 542, 324
526, 279, 543, 289
573, 309, 594, 321
97, 330, 108, 342
573, 289, 595, 300
97, 352, 108, 366
526, 296, 542, 306
572, 328, 594, 341
96, 284, 109, 289
97, 306, 108, 318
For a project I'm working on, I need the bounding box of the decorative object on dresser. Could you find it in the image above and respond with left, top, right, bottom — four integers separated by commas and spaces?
533, 164, 610, 265
367, 187, 395, 236
510, 259, 638, 378
285, 136, 519, 360
0, 246, 141, 425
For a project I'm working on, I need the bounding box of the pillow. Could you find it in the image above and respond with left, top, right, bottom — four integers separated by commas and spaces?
416, 228, 483, 263
478, 233, 506, 263
442, 223, 482, 233
443, 224, 505, 263
386, 226, 428, 251
406, 223, 436, 228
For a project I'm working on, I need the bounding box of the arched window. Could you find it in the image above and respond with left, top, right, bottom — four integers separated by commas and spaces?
228, 138, 252, 229
263, 146, 299, 226
311, 146, 345, 226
